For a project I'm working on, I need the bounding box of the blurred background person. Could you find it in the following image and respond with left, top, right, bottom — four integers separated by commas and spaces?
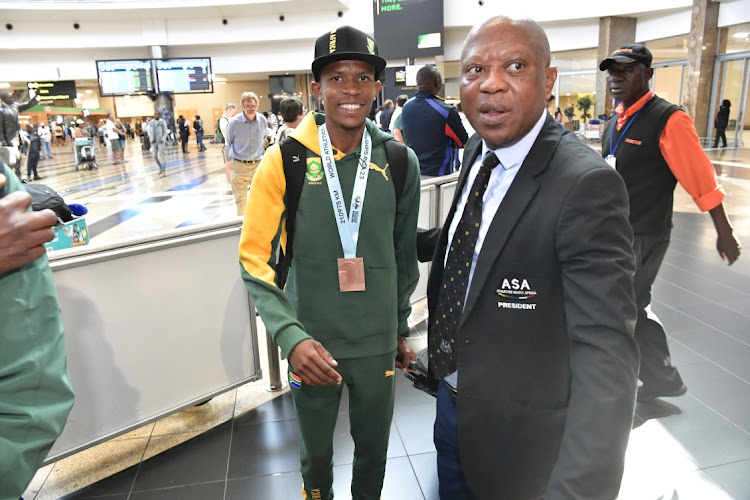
38, 122, 53, 159
275, 96, 305, 142
193, 115, 206, 152
713, 99, 730, 148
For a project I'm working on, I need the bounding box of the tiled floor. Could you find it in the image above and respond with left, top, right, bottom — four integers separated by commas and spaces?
16, 139, 750, 499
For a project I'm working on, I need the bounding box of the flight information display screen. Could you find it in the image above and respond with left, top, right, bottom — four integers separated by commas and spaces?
373, 0, 444, 60
155, 58, 213, 94
96, 60, 154, 96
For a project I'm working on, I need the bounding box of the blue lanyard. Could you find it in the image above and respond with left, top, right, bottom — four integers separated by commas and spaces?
609, 94, 652, 156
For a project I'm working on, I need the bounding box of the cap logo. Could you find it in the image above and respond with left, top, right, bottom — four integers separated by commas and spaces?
329, 29, 337, 54
367, 37, 375, 55
615, 48, 634, 55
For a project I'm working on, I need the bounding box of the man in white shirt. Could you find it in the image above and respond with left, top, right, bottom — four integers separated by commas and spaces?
37, 122, 53, 159
218, 103, 236, 146
104, 113, 121, 165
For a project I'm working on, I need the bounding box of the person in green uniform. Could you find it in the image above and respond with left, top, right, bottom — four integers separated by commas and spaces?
238, 26, 420, 500
0, 160, 75, 500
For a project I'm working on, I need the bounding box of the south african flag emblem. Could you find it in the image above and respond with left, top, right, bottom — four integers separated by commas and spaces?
290, 372, 302, 389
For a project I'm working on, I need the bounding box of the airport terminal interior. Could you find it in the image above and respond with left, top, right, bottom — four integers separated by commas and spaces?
2, 0, 750, 499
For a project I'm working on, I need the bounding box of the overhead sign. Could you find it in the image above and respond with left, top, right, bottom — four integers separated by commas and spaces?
373, 0, 444, 60
96, 59, 155, 96
155, 58, 213, 94
27, 80, 77, 101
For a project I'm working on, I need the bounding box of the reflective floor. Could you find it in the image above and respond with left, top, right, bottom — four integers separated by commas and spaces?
18, 137, 750, 499
27, 138, 238, 247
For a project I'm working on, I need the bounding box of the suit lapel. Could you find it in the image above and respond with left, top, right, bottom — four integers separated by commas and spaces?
460, 115, 563, 322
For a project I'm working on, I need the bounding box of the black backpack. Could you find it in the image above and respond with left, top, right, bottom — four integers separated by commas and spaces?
24, 183, 74, 223
214, 118, 223, 142
275, 137, 408, 288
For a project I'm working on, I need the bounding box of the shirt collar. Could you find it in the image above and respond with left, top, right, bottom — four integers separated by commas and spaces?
482, 110, 547, 170
238, 112, 257, 123
615, 90, 654, 130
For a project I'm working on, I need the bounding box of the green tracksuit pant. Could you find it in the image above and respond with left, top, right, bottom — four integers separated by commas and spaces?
290, 350, 396, 500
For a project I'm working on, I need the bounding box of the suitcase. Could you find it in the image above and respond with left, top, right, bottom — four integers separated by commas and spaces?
140, 134, 151, 151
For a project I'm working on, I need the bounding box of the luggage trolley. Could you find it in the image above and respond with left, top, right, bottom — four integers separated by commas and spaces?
74, 137, 98, 170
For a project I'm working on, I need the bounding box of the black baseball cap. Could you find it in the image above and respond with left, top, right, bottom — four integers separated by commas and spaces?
599, 43, 653, 71
312, 25, 386, 81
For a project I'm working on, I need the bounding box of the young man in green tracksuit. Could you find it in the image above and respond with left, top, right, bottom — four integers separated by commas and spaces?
0, 161, 75, 500
238, 26, 420, 500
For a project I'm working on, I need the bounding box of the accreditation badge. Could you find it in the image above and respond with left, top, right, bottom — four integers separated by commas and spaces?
605, 154, 617, 169
337, 257, 366, 292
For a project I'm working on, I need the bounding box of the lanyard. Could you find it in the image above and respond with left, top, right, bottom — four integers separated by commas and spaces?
318, 124, 372, 259
609, 93, 653, 157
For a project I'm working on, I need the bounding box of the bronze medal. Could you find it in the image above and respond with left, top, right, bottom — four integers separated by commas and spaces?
338, 257, 366, 292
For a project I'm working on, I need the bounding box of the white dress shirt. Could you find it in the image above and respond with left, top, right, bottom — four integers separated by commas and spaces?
444, 111, 548, 388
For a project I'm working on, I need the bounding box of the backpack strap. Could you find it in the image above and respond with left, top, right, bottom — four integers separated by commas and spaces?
276, 137, 307, 287
383, 138, 407, 204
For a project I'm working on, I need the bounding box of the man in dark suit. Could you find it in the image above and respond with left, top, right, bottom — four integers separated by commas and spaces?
422, 16, 640, 499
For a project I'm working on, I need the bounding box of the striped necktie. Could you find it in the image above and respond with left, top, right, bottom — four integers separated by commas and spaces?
430, 151, 501, 379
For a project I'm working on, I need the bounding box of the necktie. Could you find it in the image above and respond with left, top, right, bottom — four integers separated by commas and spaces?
430, 151, 501, 379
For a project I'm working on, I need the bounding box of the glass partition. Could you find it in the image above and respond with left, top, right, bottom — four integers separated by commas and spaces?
652, 64, 684, 106
555, 71, 597, 129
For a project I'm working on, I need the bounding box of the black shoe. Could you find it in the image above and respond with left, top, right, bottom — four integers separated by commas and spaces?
33, 175, 43, 180
637, 382, 687, 402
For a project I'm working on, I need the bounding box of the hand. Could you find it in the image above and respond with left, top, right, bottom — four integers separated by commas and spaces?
288, 339, 342, 386
710, 204, 742, 265
0, 175, 57, 274
225, 160, 233, 184
717, 230, 742, 265
395, 336, 416, 372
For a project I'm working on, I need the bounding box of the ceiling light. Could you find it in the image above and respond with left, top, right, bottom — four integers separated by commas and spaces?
732, 32, 749, 38
85, 89, 93, 94
0, 82, 10, 88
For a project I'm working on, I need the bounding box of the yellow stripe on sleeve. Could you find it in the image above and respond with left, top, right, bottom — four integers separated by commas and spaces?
239, 144, 287, 286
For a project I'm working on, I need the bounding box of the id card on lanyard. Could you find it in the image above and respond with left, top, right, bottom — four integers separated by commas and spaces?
318, 124, 372, 292
606, 93, 652, 169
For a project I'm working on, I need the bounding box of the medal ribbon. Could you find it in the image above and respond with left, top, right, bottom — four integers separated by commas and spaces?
318, 124, 372, 258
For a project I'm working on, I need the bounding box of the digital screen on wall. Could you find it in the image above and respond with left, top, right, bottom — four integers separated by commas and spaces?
394, 67, 406, 85
373, 0, 444, 60
155, 58, 213, 94
269, 75, 296, 96
27, 80, 77, 101
96, 59, 154, 96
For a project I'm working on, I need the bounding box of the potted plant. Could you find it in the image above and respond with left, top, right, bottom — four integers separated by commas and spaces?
577, 96, 593, 124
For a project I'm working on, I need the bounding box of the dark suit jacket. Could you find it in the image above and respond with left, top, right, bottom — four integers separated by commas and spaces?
427, 115, 639, 499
